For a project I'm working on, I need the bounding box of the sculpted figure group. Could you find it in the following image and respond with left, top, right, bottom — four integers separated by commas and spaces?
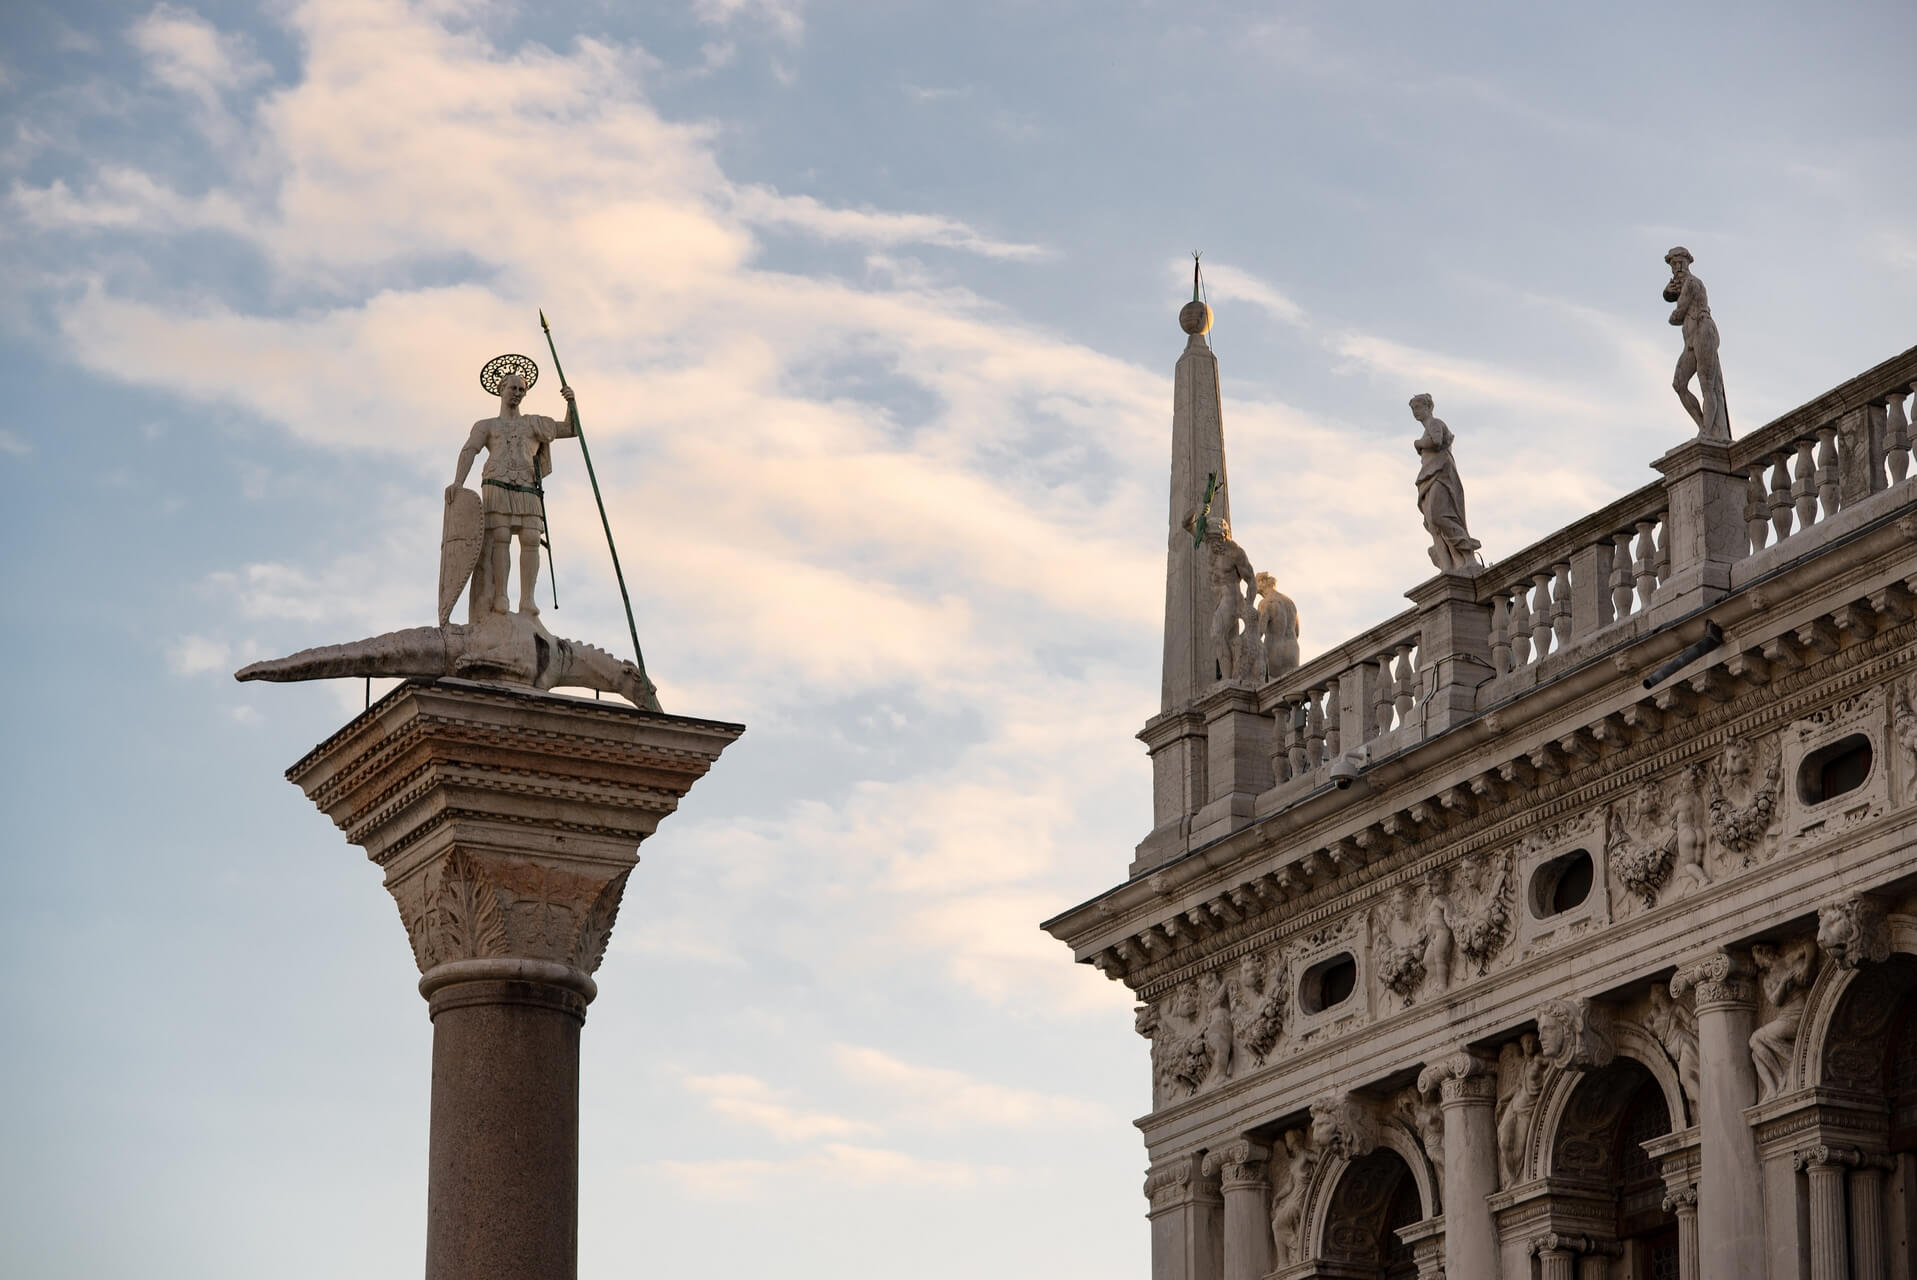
1189, 509, 1300, 687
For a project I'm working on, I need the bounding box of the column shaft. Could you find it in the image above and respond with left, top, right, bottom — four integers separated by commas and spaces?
1203, 1143, 1271, 1280
1852, 1162, 1888, 1280
426, 978, 586, 1280
1680, 959, 1766, 1280
1805, 1161, 1851, 1280
1575, 1253, 1609, 1280
1537, 1247, 1576, 1280
1675, 1203, 1700, 1280
1433, 1060, 1500, 1280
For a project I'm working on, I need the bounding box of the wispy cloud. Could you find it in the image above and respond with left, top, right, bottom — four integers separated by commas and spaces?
834, 1046, 1108, 1130
654, 1143, 1004, 1199
0, 429, 31, 458
693, 0, 805, 43
167, 634, 231, 676
683, 1073, 879, 1143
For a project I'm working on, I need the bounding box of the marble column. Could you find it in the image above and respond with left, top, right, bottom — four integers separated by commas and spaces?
1146, 1154, 1223, 1280
288, 681, 742, 1280
1795, 1146, 1858, 1280
1663, 1187, 1700, 1280
1419, 1048, 1499, 1280
1531, 1234, 1581, 1280
1202, 1140, 1270, 1280
1671, 952, 1765, 1280
1851, 1155, 1891, 1280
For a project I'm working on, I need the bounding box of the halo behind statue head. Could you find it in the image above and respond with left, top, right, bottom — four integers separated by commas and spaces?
480, 353, 540, 397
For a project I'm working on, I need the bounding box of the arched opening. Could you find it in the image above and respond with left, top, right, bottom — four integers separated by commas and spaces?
1319, 1148, 1423, 1279
1550, 1058, 1677, 1274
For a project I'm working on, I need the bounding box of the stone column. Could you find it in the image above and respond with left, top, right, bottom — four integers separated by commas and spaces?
1531, 1234, 1581, 1280
1419, 1048, 1499, 1280
1851, 1154, 1891, 1280
1663, 1187, 1700, 1280
1671, 951, 1765, 1280
1146, 1154, 1223, 1280
287, 681, 742, 1280
1795, 1146, 1858, 1280
1202, 1141, 1270, 1280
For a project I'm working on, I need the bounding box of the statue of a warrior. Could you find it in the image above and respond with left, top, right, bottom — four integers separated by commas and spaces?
450, 354, 578, 618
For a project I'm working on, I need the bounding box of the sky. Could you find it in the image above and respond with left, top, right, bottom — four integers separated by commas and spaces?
2, 1, 1913, 1277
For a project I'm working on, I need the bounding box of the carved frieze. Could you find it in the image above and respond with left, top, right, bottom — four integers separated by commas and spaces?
1778, 685, 1888, 855
1706, 733, 1781, 868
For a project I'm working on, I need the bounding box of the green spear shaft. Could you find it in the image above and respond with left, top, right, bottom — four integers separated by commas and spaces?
539, 310, 660, 712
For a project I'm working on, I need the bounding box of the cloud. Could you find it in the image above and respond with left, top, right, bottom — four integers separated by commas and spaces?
693, 0, 805, 43
683, 1073, 879, 1143
129, 4, 270, 108
654, 1143, 1003, 1199
834, 1046, 1108, 1130
0, 429, 31, 457
168, 634, 231, 676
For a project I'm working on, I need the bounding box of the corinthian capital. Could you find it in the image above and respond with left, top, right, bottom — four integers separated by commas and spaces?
1670, 948, 1756, 1008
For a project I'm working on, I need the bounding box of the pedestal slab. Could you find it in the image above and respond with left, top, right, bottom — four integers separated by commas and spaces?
287, 678, 743, 1280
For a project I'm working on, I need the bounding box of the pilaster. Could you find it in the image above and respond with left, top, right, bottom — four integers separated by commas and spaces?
1146, 1153, 1224, 1280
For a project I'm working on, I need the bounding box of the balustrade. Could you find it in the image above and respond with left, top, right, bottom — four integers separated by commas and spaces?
1264, 625, 1422, 784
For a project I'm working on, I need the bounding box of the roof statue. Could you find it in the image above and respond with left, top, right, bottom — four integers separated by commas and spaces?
1409, 392, 1483, 572
1663, 246, 1732, 441
237, 329, 661, 710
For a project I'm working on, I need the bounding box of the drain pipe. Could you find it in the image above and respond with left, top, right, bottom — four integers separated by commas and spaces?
1642, 621, 1725, 690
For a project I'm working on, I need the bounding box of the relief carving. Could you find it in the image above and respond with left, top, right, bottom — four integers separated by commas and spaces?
1452, 851, 1513, 975
1817, 894, 1890, 970
1372, 884, 1428, 1006
1269, 1128, 1318, 1266
1536, 997, 1616, 1070
1750, 937, 1818, 1101
1608, 788, 1675, 910
1310, 1092, 1381, 1160
1397, 1086, 1445, 1195
1894, 675, 1917, 803
1708, 734, 1779, 864
1423, 867, 1456, 992
1231, 950, 1287, 1066
423, 848, 509, 967
1495, 1033, 1547, 1187
1643, 985, 1701, 1110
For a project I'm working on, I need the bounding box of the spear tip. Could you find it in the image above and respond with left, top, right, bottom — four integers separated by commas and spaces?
539, 308, 549, 331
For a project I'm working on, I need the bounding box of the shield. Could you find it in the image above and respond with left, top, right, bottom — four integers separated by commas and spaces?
438, 486, 485, 626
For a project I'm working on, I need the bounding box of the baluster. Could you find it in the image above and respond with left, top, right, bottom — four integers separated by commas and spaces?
1490, 593, 1512, 673
1610, 532, 1636, 618
1287, 700, 1309, 778
1323, 676, 1342, 760
1373, 654, 1396, 734
1769, 451, 1795, 542
1508, 583, 1533, 666
1551, 562, 1573, 646
1888, 390, 1912, 484
1305, 687, 1326, 768
1530, 571, 1555, 657
1655, 512, 1670, 584
1813, 425, 1841, 520
1746, 461, 1771, 553
1634, 519, 1659, 610
1394, 643, 1417, 723
1791, 437, 1818, 530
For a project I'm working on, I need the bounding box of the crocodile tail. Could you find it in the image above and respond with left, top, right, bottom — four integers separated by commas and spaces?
234, 626, 453, 683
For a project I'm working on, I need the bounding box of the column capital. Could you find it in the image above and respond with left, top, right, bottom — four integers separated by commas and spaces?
1201, 1139, 1271, 1189
1418, 1046, 1499, 1106
1662, 1186, 1698, 1213
1531, 1232, 1593, 1257
1144, 1153, 1220, 1214
286, 681, 743, 1003
1671, 948, 1756, 1010
1793, 1144, 1864, 1172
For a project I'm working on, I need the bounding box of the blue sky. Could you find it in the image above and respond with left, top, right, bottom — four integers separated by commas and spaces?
3, 2, 1913, 1277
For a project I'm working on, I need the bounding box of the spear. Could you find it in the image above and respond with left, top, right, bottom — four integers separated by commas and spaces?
539, 310, 660, 712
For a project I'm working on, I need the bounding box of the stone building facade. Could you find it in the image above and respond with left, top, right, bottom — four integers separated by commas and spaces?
1043, 300, 1917, 1280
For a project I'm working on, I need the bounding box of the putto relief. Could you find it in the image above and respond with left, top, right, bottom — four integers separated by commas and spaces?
1136, 950, 1288, 1106
1451, 851, 1514, 975
1607, 764, 1710, 914
1706, 734, 1780, 869
1371, 883, 1429, 1007
1230, 948, 1288, 1068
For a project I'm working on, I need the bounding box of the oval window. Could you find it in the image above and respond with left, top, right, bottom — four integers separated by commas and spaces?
1799, 734, 1872, 805
1529, 850, 1594, 918
1299, 953, 1358, 1014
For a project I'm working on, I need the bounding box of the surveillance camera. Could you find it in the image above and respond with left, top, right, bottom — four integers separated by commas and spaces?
1328, 746, 1370, 791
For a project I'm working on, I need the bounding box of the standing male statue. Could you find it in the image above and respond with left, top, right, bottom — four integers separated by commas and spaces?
1663, 246, 1731, 441
450, 354, 577, 617
1184, 509, 1257, 683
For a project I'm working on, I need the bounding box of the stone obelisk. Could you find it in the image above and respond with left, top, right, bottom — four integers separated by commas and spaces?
239, 357, 742, 1280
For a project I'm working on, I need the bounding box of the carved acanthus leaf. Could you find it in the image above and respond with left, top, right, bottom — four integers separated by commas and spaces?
571, 869, 630, 974
426, 849, 509, 965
